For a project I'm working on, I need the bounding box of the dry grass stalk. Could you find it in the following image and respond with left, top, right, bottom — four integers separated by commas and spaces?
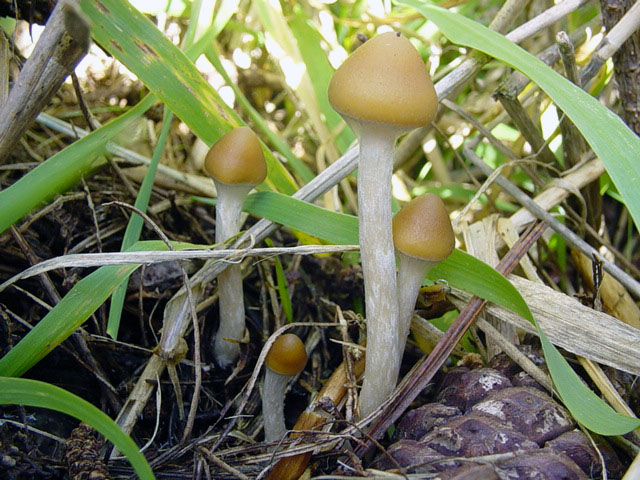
450, 275, 640, 377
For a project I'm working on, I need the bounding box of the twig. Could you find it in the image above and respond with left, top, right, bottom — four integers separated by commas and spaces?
556, 31, 586, 168
556, 30, 601, 233
488, 0, 533, 34
581, 0, 640, 89
0, 0, 89, 162
81, 180, 103, 253
198, 447, 251, 480
506, 0, 592, 45
70, 72, 98, 131
493, 87, 557, 166
463, 146, 640, 298
0, 245, 360, 293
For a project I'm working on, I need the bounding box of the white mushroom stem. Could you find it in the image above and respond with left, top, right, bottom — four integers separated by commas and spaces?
396, 251, 437, 356
262, 368, 290, 443
350, 120, 407, 419
213, 182, 252, 368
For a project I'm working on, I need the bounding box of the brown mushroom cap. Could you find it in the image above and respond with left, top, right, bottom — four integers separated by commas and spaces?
265, 334, 307, 376
204, 127, 267, 186
328, 32, 438, 127
393, 193, 455, 262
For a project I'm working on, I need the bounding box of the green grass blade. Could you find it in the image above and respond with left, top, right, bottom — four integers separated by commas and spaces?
0, 264, 139, 377
78, 0, 233, 138
0, 377, 155, 480
184, 2, 238, 60
78, 0, 298, 195
264, 238, 293, 322
288, 7, 355, 153
0, 241, 199, 378
0, 94, 156, 235
242, 191, 531, 319
182, 0, 215, 49
210, 0, 241, 41
401, 1, 640, 231
254, 0, 344, 160
538, 329, 640, 435
106, 109, 174, 339
243, 191, 358, 245
428, 249, 532, 321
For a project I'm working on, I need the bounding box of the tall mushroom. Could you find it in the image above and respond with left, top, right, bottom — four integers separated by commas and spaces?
262, 333, 307, 443
393, 193, 455, 359
204, 126, 267, 368
328, 32, 438, 417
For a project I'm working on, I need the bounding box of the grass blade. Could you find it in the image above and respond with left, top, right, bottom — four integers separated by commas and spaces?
265, 238, 293, 322
288, 7, 355, 153
243, 191, 357, 245
78, 0, 298, 195
242, 192, 532, 321
538, 329, 640, 435
0, 241, 199, 378
106, 109, 174, 339
0, 377, 155, 480
0, 94, 156, 234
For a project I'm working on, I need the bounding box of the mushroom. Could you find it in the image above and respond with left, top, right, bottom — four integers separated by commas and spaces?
262, 333, 308, 443
393, 193, 455, 358
328, 32, 438, 417
204, 126, 267, 368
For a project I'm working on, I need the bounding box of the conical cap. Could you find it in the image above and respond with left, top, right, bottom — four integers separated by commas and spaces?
329, 32, 438, 127
265, 334, 307, 376
204, 127, 267, 186
393, 193, 454, 261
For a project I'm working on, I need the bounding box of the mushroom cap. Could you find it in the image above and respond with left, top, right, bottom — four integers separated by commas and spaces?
265, 334, 307, 376
393, 193, 455, 262
328, 32, 438, 128
204, 127, 267, 186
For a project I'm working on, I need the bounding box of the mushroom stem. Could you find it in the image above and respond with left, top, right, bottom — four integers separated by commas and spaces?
351, 121, 404, 418
396, 251, 437, 354
392, 192, 455, 368
213, 182, 252, 368
262, 368, 290, 443
262, 333, 307, 444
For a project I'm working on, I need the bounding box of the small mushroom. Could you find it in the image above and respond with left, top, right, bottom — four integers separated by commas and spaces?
393, 193, 454, 361
262, 333, 308, 443
328, 32, 438, 417
204, 127, 267, 368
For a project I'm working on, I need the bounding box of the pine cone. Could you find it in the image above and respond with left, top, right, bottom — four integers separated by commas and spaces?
374, 358, 625, 479
63, 423, 112, 480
